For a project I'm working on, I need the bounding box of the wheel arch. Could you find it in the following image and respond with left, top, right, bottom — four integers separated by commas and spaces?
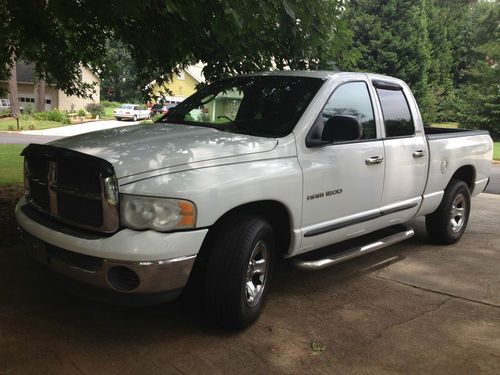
195, 200, 292, 267
185, 200, 293, 294
448, 165, 475, 191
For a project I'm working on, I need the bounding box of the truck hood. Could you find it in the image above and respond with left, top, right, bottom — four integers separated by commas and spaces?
49, 123, 278, 178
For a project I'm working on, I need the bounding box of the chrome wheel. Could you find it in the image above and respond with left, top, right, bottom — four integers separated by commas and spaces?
245, 240, 269, 307
450, 193, 467, 233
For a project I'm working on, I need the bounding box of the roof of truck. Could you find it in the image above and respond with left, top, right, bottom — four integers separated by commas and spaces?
247, 70, 407, 87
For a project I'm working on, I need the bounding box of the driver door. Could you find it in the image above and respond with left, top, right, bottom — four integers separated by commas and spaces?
297, 80, 385, 253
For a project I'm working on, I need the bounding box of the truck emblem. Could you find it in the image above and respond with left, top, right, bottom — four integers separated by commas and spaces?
307, 189, 343, 201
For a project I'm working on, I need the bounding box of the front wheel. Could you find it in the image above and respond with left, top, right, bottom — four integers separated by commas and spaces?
426, 179, 471, 244
204, 215, 275, 329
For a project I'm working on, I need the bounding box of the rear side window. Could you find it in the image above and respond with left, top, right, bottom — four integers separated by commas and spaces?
321, 82, 376, 140
376, 88, 414, 137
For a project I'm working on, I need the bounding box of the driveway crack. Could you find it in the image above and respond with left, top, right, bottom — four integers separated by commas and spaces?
369, 298, 452, 344
374, 274, 500, 309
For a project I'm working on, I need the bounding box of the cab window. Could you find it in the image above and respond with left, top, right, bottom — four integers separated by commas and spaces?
309, 81, 376, 143
376, 88, 414, 138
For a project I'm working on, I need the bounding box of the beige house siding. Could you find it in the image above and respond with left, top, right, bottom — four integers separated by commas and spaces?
0, 65, 100, 112
57, 67, 100, 111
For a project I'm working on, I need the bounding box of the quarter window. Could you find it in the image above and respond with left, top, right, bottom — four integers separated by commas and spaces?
321, 82, 376, 140
376, 88, 414, 137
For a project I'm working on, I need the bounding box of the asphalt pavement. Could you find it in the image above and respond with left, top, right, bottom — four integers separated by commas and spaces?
0, 132, 62, 144
485, 163, 500, 194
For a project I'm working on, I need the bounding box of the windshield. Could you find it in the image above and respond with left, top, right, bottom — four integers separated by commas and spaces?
159, 76, 324, 137
120, 104, 134, 109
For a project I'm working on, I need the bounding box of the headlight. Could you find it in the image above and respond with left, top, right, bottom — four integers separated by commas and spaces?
121, 194, 196, 231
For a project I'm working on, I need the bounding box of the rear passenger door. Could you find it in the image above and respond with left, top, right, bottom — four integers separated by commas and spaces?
374, 81, 428, 219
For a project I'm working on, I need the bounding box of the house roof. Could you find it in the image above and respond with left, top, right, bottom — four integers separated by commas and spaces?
184, 63, 205, 83
16, 62, 36, 83
147, 63, 206, 88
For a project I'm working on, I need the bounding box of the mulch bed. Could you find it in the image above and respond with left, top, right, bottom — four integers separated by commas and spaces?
0, 184, 23, 247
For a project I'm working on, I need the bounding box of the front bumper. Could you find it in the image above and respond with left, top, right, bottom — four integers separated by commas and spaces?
16, 199, 208, 295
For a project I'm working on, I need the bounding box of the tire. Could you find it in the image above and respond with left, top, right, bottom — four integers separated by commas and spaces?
204, 214, 275, 329
115, 117, 121, 121
426, 179, 471, 245
132, 115, 137, 121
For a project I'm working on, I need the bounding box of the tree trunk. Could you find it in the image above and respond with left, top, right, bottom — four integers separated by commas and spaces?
7, 61, 20, 116
36, 79, 46, 112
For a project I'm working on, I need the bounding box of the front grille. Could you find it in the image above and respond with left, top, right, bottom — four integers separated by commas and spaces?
22, 144, 119, 233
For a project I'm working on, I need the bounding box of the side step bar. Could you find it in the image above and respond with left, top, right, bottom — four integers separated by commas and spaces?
292, 227, 414, 271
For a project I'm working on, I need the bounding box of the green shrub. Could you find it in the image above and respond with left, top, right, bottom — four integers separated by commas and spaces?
33, 109, 70, 124
0, 109, 10, 118
151, 114, 163, 123
85, 103, 105, 118
7, 124, 14, 131
28, 123, 36, 130
100, 100, 121, 108
23, 104, 34, 115
77, 109, 86, 117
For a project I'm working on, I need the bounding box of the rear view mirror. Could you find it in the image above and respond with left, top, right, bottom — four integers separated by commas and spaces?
322, 115, 363, 142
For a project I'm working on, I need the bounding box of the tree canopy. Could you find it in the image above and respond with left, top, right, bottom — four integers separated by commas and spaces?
344, 0, 499, 135
1, 0, 352, 98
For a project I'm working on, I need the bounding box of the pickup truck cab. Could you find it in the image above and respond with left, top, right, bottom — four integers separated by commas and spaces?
16, 71, 493, 328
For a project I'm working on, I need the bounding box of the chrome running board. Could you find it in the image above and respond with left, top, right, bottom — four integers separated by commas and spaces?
293, 227, 414, 271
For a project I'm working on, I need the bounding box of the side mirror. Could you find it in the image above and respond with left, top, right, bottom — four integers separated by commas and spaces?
321, 115, 363, 142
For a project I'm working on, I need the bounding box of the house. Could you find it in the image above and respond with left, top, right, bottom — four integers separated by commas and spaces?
0, 62, 100, 112
149, 63, 205, 104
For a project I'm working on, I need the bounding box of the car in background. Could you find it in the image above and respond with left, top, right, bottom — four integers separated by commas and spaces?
114, 104, 150, 121
150, 103, 177, 116
0, 98, 11, 112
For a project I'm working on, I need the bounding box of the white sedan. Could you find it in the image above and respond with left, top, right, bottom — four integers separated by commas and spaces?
114, 104, 150, 121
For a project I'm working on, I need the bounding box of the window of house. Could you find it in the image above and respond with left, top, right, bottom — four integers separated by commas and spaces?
20, 97, 25, 102
318, 81, 376, 141
376, 88, 414, 138
46, 99, 51, 104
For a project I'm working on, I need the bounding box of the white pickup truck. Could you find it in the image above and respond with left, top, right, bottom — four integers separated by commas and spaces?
16, 71, 493, 328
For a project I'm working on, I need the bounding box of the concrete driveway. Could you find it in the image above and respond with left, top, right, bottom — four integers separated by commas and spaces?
21, 119, 139, 137
0, 193, 499, 374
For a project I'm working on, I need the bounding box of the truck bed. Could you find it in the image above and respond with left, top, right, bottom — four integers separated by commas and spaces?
424, 126, 490, 140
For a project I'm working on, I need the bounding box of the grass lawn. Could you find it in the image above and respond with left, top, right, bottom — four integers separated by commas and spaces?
430, 122, 459, 128
0, 144, 24, 185
494, 142, 500, 161
0, 118, 65, 131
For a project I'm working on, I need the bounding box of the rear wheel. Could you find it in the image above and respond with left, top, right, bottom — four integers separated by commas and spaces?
115, 117, 121, 121
426, 179, 471, 244
204, 215, 275, 329
132, 114, 137, 121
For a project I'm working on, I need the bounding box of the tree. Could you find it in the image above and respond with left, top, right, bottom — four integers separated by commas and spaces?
455, 0, 500, 137
2, 0, 349, 99
344, 0, 434, 122
7, 56, 20, 116
99, 40, 142, 103
36, 78, 46, 112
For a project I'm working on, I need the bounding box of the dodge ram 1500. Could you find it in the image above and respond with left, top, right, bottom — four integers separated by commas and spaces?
16, 71, 493, 328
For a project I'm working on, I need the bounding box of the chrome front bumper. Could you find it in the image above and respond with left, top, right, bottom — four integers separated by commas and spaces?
20, 229, 196, 294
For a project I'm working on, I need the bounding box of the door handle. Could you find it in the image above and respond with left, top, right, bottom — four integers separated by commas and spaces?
413, 150, 426, 158
365, 156, 384, 165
